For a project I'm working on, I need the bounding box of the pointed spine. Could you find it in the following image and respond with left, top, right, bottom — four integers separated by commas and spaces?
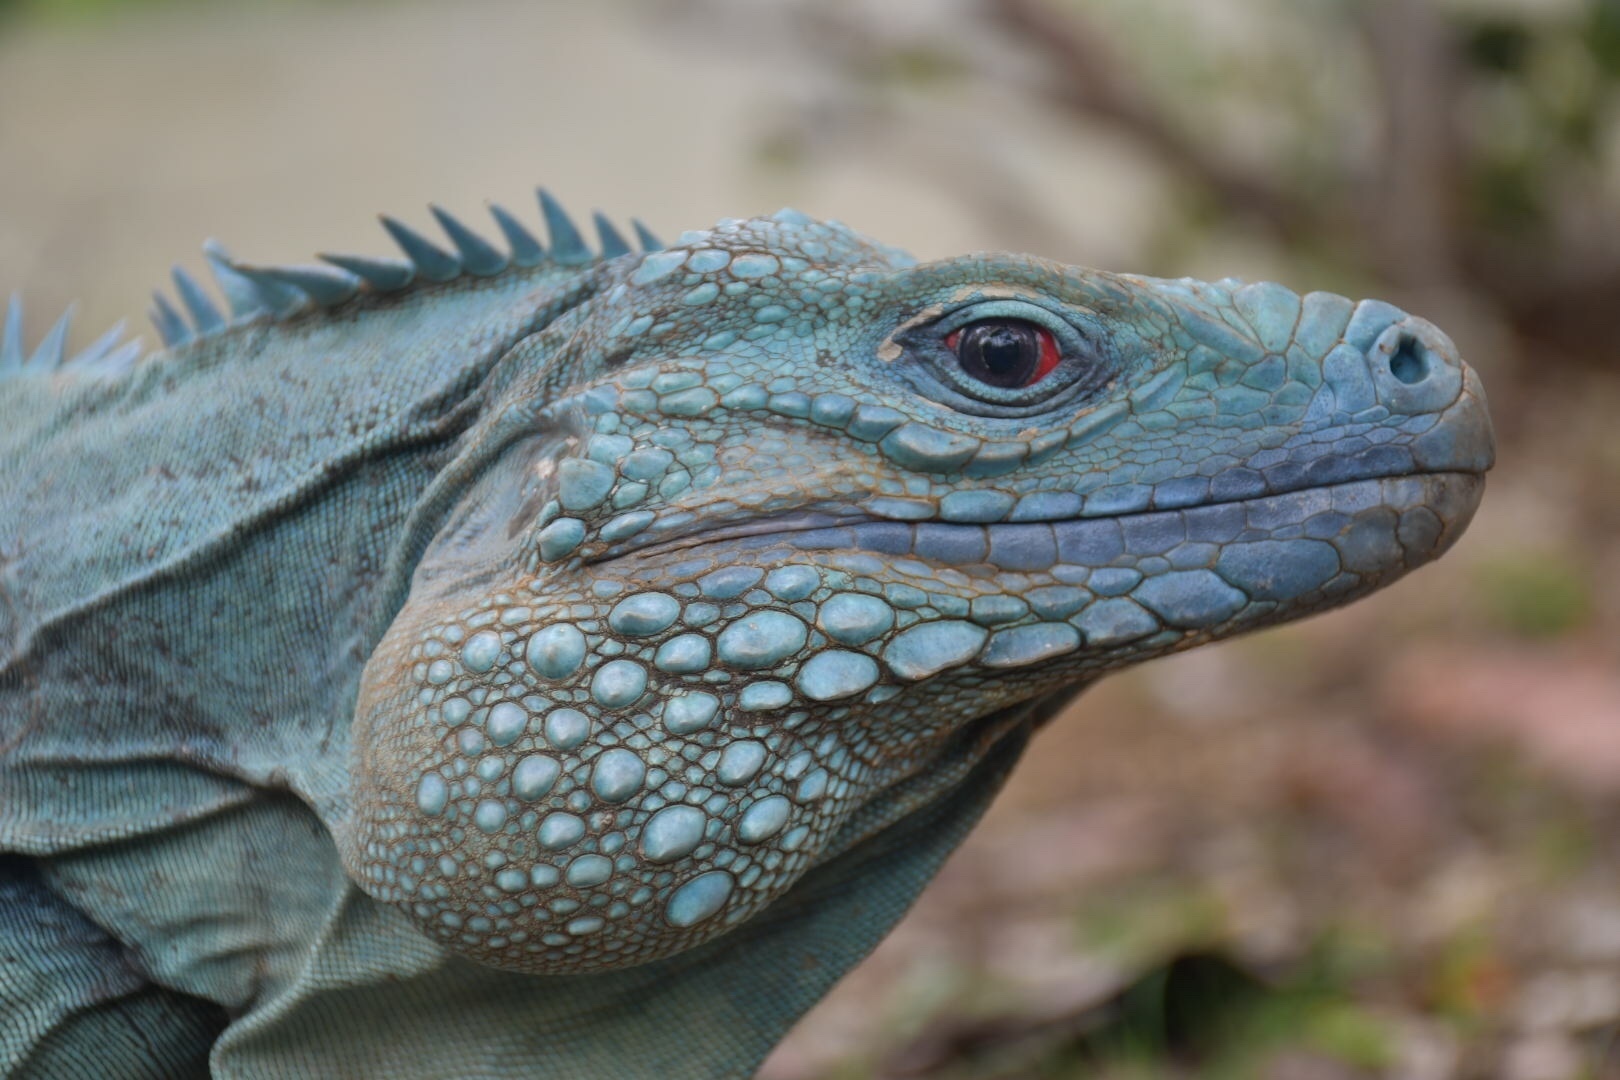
26, 306, 73, 370
593, 212, 631, 258
632, 219, 664, 252
380, 215, 461, 283
96, 338, 144, 375
150, 292, 193, 347
202, 240, 270, 320
224, 266, 315, 316
538, 189, 590, 264
430, 205, 507, 276
235, 264, 360, 306
489, 203, 544, 267
1, 294, 23, 371
320, 252, 415, 292
171, 266, 225, 334
70, 320, 129, 367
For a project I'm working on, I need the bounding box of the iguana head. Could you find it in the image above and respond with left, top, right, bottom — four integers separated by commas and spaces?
339, 209, 1493, 974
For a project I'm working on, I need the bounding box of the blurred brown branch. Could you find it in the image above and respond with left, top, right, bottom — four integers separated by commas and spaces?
986, 0, 1620, 362
986, 0, 1316, 241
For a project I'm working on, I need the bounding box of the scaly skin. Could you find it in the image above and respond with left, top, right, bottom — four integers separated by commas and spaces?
0, 197, 1492, 1078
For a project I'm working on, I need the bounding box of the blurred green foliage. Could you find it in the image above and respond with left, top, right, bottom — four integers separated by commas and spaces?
1, 0, 166, 19
1476, 550, 1594, 639
1015, 948, 1404, 1078
0, 0, 335, 24
1073, 879, 1230, 963
1459, 1, 1620, 233
1048, 886, 1410, 1076
1424, 926, 1512, 1030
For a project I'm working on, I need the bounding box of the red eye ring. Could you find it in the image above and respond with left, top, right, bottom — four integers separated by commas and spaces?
945, 321, 1062, 390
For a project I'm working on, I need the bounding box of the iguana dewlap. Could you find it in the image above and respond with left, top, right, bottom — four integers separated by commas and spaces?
0, 192, 1493, 1078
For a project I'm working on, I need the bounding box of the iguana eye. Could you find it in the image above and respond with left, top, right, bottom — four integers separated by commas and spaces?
944, 319, 1061, 390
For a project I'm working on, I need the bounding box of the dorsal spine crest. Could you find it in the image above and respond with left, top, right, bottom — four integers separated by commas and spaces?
0, 186, 663, 377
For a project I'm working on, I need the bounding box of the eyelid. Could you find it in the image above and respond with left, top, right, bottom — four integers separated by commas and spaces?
931, 299, 1080, 339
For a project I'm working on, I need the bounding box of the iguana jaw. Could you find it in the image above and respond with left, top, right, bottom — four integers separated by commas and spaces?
613, 470, 1485, 576
343, 466, 1484, 977
583, 469, 1485, 680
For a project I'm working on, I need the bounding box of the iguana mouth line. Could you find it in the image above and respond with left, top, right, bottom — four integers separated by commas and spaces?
599, 468, 1485, 568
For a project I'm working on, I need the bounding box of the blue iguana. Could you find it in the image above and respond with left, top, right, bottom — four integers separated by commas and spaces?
0, 189, 1493, 1078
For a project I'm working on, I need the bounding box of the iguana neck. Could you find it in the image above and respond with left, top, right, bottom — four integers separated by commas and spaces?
0, 266, 600, 847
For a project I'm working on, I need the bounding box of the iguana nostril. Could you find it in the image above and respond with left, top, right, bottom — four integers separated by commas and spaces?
1387, 333, 1430, 385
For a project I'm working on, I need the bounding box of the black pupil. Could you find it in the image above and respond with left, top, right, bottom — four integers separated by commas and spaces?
957, 320, 1039, 389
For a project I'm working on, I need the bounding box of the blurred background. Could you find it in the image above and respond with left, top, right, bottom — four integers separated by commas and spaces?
1, 0, 1616, 1075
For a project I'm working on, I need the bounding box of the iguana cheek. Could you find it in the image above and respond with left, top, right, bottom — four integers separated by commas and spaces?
344, 542, 1083, 975
340, 568, 866, 975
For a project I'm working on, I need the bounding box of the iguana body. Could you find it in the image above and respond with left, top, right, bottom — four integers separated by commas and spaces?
0, 191, 1493, 1078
